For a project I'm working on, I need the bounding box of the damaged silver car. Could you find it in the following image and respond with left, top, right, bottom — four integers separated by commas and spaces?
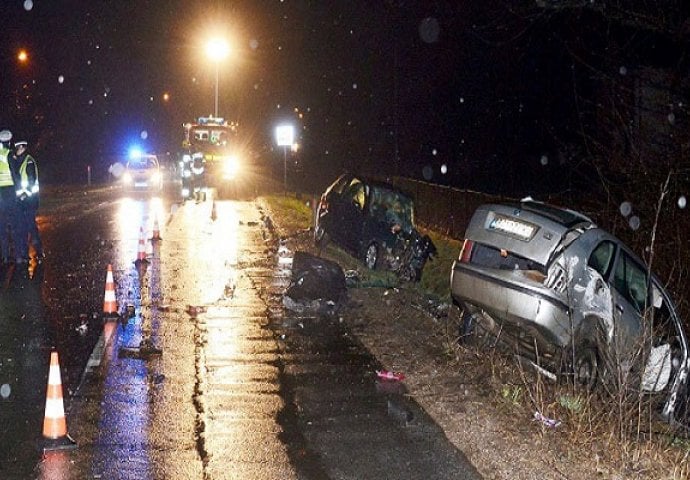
451, 198, 690, 426
315, 173, 436, 282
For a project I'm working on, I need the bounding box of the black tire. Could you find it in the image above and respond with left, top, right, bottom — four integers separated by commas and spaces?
459, 309, 477, 345
314, 224, 329, 248
573, 342, 600, 391
364, 243, 380, 270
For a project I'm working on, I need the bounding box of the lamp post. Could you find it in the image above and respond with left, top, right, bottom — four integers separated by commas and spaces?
275, 125, 295, 195
206, 38, 229, 118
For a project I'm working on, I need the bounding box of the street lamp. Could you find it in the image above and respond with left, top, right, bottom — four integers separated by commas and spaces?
206, 38, 229, 118
275, 124, 295, 195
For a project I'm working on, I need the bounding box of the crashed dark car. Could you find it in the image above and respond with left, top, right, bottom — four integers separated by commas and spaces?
451, 199, 690, 426
314, 173, 436, 281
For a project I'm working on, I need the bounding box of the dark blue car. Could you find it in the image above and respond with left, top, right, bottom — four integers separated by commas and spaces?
314, 173, 435, 282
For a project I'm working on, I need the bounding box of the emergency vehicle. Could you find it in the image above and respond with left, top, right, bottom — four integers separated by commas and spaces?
180, 116, 241, 199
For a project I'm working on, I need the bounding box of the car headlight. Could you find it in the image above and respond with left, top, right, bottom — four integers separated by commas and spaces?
223, 155, 240, 179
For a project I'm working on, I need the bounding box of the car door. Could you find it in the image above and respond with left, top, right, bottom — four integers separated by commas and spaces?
319, 174, 350, 242
338, 180, 367, 252
609, 249, 647, 372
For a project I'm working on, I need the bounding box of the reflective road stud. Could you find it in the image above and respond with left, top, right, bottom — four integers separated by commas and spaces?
42, 351, 76, 452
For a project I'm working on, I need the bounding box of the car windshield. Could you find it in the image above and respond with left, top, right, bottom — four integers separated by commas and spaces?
128, 159, 157, 170
369, 187, 414, 231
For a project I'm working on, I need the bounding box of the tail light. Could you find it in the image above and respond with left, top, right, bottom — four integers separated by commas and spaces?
458, 239, 474, 263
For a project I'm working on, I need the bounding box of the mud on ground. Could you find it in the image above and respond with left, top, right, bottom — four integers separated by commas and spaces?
263, 206, 676, 480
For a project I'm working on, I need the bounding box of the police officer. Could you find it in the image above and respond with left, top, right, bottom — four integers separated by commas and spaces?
0, 130, 16, 264
10, 140, 43, 263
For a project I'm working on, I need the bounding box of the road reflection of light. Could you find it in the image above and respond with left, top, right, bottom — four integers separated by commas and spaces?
116, 197, 167, 266
181, 199, 240, 304
93, 272, 151, 478
147, 197, 165, 240
38, 450, 71, 480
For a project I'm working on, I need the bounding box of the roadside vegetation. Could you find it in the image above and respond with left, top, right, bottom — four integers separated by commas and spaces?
261, 191, 690, 479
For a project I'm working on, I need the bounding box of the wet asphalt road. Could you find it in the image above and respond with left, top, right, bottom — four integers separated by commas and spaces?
0, 182, 481, 479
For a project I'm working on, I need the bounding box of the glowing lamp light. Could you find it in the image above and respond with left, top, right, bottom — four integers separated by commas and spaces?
275, 125, 294, 146
206, 38, 230, 62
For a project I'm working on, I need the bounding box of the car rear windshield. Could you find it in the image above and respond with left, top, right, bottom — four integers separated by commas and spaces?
470, 242, 546, 274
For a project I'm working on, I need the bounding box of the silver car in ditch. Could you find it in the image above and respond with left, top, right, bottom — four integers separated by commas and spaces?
450, 199, 689, 425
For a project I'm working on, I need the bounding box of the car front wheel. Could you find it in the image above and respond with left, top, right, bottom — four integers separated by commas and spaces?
314, 224, 329, 248
573, 343, 599, 391
365, 243, 380, 270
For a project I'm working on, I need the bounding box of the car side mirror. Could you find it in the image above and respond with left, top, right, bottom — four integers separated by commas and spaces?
595, 278, 606, 295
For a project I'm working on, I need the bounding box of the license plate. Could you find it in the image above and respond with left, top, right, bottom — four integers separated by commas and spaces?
488, 214, 536, 240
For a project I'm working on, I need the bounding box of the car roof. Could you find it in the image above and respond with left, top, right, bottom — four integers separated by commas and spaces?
342, 173, 414, 200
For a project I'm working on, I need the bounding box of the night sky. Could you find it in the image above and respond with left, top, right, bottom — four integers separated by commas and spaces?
3, 1, 683, 195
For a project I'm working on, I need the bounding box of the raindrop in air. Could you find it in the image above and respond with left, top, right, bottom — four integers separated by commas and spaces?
419, 17, 440, 44
352, 83, 357, 89
58, 75, 64, 84
140, 130, 148, 140
678, 196, 687, 209
619, 66, 627, 76
0, 383, 10, 399
629, 215, 640, 231
441, 164, 448, 174
250, 39, 259, 50
540, 155, 548, 166
109, 162, 125, 178
422, 165, 433, 181
23, 0, 33, 11
668, 113, 676, 125
620, 201, 632, 217
432, 149, 437, 156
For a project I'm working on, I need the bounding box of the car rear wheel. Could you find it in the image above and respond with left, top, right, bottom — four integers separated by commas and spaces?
365, 243, 380, 270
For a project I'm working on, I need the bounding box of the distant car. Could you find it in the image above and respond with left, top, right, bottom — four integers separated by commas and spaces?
314, 173, 436, 281
122, 154, 162, 191
450, 198, 690, 425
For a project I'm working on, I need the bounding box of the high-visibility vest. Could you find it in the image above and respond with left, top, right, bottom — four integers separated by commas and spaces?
0, 147, 13, 187
17, 154, 39, 198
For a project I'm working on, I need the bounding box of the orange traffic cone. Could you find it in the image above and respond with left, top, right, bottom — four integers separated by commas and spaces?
150, 215, 162, 242
135, 227, 148, 264
103, 264, 118, 318
211, 200, 217, 221
42, 351, 76, 452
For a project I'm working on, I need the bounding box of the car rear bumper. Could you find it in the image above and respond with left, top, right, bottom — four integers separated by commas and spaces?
451, 261, 571, 350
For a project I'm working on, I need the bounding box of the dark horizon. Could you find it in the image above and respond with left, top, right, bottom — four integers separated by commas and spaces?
1, 2, 688, 198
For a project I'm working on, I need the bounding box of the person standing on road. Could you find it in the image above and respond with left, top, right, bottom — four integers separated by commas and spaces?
0, 130, 17, 265
10, 140, 43, 263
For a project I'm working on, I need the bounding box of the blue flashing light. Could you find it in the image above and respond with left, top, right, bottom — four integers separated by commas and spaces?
129, 146, 143, 159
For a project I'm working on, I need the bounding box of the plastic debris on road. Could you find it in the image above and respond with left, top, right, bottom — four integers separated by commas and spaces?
533, 410, 561, 428
376, 369, 405, 381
